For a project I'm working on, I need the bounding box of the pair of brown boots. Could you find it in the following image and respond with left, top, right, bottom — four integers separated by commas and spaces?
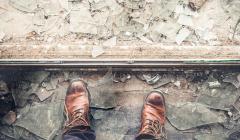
64, 80, 166, 140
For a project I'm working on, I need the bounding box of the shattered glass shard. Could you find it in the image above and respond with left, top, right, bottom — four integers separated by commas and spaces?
175, 27, 191, 45
223, 73, 240, 88
14, 102, 64, 140
103, 36, 117, 47
0, 80, 9, 96
87, 69, 118, 109
194, 134, 227, 140
189, 0, 207, 11
24, 71, 50, 83
150, 21, 181, 41
197, 83, 239, 110
92, 46, 105, 58
33, 87, 54, 101
2, 111, 16, 125
167, 102, 226, 130
177, 14, 194, 27
9, 0, 38, 13
69, 5, 98, 34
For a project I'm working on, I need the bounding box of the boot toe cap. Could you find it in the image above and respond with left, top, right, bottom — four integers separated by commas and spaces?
146, 92, 165, 107
67, 80, 87, 95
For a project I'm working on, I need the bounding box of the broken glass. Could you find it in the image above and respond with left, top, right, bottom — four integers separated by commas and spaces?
136, 73, 161, 85
176, 27, 192, 45
0, 93, 15, 117
1, 111, 16, 125
197, 83, 239, 110
113, 73, 131, 83
13, 126, 43, 140
0, 80, 9, 96
228, 130, 240, 140
91, 46, 105, 58
14, 102, 64, 140
102, 36, 117, 47
194, 134, 227, 140
189, 0, 208, 10
223, 73, 240, 89
33, 87, 54, 101
88, 70, 118, 109
9, 0, 38, 13
149, 21, 181, 42
23, 71, 50, 84
167, 102, 226, 130
69, 2, 97, 34
0, 126, 15, 140
92, 107, 141, 140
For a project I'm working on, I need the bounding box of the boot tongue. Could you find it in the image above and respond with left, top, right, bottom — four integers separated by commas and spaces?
143, 103, 165, 125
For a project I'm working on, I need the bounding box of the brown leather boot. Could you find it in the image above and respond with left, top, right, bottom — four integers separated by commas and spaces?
136, 92, 167, 140
64, 80, 91, 133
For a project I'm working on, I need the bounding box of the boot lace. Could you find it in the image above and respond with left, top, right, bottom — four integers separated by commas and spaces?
142, 119, 167, 140
65, 108, 88, 128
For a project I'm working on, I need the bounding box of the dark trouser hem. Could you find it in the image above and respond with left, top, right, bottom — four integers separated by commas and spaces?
135, 133, 156, 140
63, 126, 96, 140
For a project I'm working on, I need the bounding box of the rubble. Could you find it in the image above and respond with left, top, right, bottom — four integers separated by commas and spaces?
12, 81, 33, 107
12, 71, 51, 107
9, 0, 38, 13
1, 70, 240, 140
88, 70, 118, 109
92, 46, 105, 58
194, 134, 227, 140
0, 80, 9, 96
177, 15, 194, 27
1, 111, 16, 125
13, 86, 66, 140
138, 36, 153, 44
153, 75, 174, 89
113, 73, 131, 83
197, 82, 239, 110
149, 21, 181, 42
69, 6, 98, 34
0, 31, 5, 42
32, 73, 62, 101
14, 102, 64, 140
175, 27, 192, 45
208, 81, 221, 88
231, 96, 240, 121
58, 0, 69, 11
223, 73, 240, 88
228, 131, 240, 140
189, 0, 208, 11
24, 71, 50, 83
0, 126, 15, 139
0, 0, 238, 45
143, 74, 161, 85
33, 87, 54, 101
0, 93, 15, 117
136, 73, 161, 85
91, 92, 146, 139
167, 102, 226, 130
56, 43, 69, 51
173, 81, 181, 88
102, 36, 117, 47
175, 4, 198, 17
232, 18, 240, 41
89, 86, 118, 109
